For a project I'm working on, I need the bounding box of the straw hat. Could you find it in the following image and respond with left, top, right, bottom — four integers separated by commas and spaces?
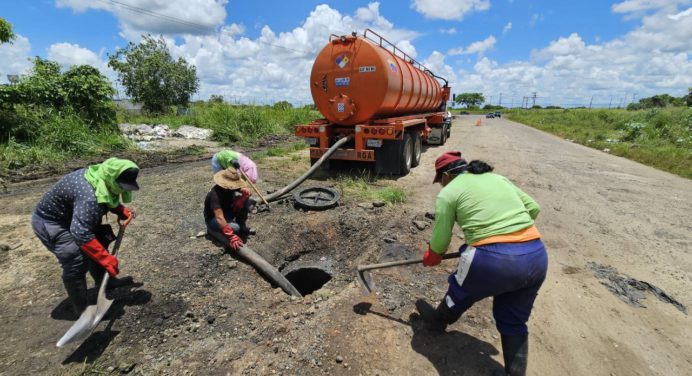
213, 167, 249, 190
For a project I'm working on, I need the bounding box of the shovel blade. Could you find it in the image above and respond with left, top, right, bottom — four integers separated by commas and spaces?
56, 305, 98, 347
57, 276, 115, 347
356, 269, 375, 295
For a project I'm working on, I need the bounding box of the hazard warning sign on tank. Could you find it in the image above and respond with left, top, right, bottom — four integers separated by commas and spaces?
336, 54, 350, 69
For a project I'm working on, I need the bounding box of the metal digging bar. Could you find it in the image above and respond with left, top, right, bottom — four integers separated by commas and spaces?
356, 251, 461, 294
265, 135, 352, 203
57, 224, 126, 347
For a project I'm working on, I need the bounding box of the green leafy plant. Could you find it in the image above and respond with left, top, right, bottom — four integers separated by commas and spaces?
0, 17, 15, 44
108, 35, 199, 113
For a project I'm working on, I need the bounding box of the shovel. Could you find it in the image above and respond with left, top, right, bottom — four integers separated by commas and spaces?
57, 224, 126, 347
356, 251, 461, 294
238, 167, 271, 212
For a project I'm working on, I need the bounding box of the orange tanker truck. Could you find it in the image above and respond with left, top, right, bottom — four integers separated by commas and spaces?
295, 29, 452, 175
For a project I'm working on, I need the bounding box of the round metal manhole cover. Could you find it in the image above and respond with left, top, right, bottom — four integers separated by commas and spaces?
293, 186, 341, 210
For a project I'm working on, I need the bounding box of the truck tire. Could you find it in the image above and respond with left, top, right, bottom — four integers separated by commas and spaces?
400, 132, 413, 174
411, 132, 422, 167
441, 124, 448, 145
375, 133, 413, 175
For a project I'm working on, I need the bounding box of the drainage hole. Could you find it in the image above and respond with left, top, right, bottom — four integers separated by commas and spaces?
284, 267, 332, 296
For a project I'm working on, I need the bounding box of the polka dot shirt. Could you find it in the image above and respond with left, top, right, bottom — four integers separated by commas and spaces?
35, 168, 109, 245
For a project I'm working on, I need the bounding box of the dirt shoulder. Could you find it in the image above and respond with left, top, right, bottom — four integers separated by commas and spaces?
0, 116, 690, 375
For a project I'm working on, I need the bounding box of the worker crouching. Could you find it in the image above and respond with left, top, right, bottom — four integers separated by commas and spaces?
31, 158, 139, 319
422, 151, 548, 376
204, 167, 254, 251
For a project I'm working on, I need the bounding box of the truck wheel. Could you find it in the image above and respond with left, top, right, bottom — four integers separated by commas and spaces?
441, 124, 448, 145
411, 132, 422, 167
400, 133, 413, 174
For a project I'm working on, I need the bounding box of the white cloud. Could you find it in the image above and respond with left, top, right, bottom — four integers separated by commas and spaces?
396, 40, 418, 58
0, 34, 32, 83
440, 27, 457, 34
48, 43, 105, 69
452, 5, 692, 108
422, 51, 458, 85
164, 3, 420, 102
47, 42, 117, 82
411, 0, 490, 21
668, 7, 692, 20
56, 0, 228, 39
502, 22, 512, 34
448, 35, 496, 55
612, 0, 690, 14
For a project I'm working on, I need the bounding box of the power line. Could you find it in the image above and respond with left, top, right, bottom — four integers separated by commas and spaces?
97, 0, 213, 33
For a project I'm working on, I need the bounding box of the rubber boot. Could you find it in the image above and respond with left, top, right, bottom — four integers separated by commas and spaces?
63, 277, 88, 317
416, 299, 461, 333
501, 334, 528, 376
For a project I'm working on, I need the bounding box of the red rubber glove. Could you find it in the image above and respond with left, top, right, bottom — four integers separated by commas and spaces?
80, 238, 119, 277
222, 224, 244, 251
422, 246, 442, 267
231, 188, 251, 213
113, 205, 135, 225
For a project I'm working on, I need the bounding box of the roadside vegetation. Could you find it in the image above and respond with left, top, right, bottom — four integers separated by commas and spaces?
332, 173, 407, 205
507, 107, 692, 178
0, 57, 130, 175
119, 101, 321, 146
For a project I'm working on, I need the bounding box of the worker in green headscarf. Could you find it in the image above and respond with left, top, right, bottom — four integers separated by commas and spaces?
32, 158, 140, 318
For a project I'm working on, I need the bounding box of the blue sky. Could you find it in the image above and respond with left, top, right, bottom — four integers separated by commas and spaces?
1, 1, 691, 107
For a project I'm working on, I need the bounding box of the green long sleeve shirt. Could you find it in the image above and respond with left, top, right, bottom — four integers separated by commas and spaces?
429, 172, 540, 253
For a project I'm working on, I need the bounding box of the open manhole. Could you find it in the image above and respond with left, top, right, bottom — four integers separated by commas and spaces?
283, 267, 332, 296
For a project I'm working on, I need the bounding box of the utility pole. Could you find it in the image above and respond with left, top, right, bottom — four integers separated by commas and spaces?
632, 93, 637, 105
589, 96, 593, 109
498, 92, 503, 107
608, 95, 613, 109
531, 92, 537, 107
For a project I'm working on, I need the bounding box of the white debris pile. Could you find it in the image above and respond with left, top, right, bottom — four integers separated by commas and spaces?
172, 125, 213, 140
118, 123, 171, 141
118, 123, 212, 140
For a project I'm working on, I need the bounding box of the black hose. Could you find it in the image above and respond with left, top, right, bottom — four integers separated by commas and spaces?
208, 232, 302, 297
265, 135, 353, 202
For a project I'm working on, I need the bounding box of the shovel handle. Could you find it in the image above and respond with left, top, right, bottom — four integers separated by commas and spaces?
357, 251, 461, 272
239, 168, 270, 207
99, 224, 126, 292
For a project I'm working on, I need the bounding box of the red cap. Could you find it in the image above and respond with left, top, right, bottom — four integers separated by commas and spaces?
433, 151, 463, 183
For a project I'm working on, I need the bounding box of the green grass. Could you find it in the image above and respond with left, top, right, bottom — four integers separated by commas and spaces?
0, 110, 132, 175
506, 108, 692, 179
331, 172, 407, 205
118, 102, 321, 145
253, 141, 309, 160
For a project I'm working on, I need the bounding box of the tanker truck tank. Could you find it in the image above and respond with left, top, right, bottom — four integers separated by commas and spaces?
310, 29, 448, 126
296, 29, 451, 176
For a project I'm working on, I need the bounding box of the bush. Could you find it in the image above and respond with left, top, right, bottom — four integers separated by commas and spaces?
0, 58, 117, 142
